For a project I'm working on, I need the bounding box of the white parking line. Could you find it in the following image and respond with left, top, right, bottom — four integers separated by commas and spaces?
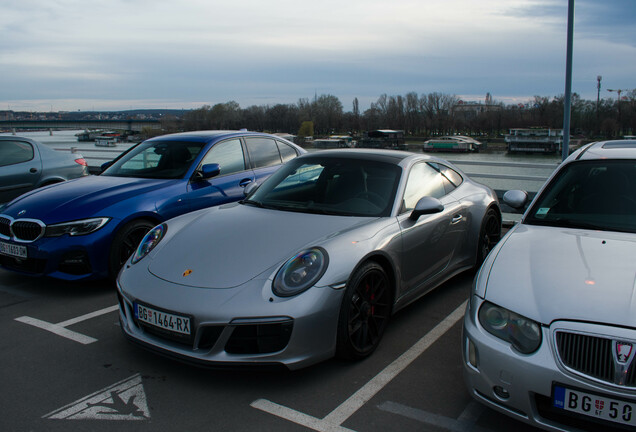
251, 300, 468, 431
15, 304, 118, 345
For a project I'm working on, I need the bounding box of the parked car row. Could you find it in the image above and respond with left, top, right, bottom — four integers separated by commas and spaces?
2, 131, 636, 431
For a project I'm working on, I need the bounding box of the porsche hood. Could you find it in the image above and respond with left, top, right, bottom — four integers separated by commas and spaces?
147, 204, 372, 288
481, 224, 636, 327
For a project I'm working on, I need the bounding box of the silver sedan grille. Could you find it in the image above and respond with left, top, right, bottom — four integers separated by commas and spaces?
555, 331, 636, 388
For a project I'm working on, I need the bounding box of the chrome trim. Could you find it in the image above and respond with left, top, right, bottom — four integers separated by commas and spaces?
0, 215, 46, 243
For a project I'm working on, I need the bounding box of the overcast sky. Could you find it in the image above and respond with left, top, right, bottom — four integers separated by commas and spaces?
1, 0, 635, 112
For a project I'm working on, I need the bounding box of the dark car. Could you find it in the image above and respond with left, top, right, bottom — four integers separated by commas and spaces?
0, 130, 305, 281
0, 136, 89, 203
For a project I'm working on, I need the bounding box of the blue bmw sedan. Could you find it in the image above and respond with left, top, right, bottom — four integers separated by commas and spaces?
0, 130, 304, 281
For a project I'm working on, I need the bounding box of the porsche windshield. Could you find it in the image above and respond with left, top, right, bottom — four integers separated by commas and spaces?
245, 157, 401, 217
525, 160, 636, 233
101, 141, 205, 179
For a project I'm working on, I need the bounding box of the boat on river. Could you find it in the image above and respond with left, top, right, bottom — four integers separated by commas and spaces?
505, 128, 563, 154
422, 135, 481, 152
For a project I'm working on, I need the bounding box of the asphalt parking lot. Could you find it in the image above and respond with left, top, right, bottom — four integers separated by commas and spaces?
0, 267, 543, 432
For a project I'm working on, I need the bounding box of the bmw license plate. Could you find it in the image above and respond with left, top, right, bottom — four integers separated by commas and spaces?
134, 303, 191, 336
553, 384, 636, 427
0, 241, 27, 259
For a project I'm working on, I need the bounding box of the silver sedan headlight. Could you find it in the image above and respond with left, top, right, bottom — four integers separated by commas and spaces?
45, 217, 110, 237
131, 223, 167, 264
273, 247, 329, 297
478, 301, 542, 354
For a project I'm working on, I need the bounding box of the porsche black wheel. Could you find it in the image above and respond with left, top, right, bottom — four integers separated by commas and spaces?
476, 208, 501, 267
336, 261, 392, 360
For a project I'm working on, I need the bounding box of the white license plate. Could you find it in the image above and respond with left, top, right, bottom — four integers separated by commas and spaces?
134, 303, 191, 335
0, 241, 27, 259
553, 385, 636, 427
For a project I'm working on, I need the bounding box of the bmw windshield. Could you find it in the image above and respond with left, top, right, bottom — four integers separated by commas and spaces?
244, 156, 401, 217
101, 141, 205, 179
525, 160, 636, 233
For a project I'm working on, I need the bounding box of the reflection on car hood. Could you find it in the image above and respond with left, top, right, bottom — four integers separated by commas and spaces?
484, 224, 636, 327
148, 204, 371, 289
2, 176, 178, 222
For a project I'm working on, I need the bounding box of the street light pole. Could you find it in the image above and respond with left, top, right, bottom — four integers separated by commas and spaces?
562, 0, 574, 161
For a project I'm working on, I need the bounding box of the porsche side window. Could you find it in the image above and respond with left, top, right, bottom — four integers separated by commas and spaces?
0, 141, 34, 166
402, 162, 445, 212
199, 139, 246, 176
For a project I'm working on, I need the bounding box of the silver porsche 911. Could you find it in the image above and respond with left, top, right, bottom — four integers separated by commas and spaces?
116, 149, 501, 370
463, 140, 636, 431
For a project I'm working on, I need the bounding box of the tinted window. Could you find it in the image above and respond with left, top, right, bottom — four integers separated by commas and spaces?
245, 137, 282, 168
277, 140, 298, 163
200, 139, 246, 176
0, 141, 34, 167
429, 162, 463, 194
402, 162, 446, 212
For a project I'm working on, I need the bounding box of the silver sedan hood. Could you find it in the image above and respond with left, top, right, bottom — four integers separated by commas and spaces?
148, 203, 372, 288
483, 224, 636, 327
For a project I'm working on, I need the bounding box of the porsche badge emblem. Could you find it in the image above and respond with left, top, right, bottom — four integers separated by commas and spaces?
183, 269, 193, 277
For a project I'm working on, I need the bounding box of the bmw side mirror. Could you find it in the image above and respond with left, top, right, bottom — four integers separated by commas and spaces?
503, 190, 528, 209
100, 161, 113, 172
199, 163, 221, 180
409, 196, 444, 221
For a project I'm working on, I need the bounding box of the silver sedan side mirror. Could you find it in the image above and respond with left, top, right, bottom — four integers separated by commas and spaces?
503, 190, 529, 209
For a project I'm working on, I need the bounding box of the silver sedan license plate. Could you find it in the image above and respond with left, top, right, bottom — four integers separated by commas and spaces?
0, 241, 27, 259
553, 385, 636, 427
134, 303, 191, 335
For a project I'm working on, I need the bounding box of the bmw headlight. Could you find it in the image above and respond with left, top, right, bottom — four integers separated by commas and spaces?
45, 217, 110, 237
131, 224, 166, 264
478, 301, 542, 354
273, 248, 328, 297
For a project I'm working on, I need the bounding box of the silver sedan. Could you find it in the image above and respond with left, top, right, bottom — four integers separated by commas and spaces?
463, 139, 636, 431
117, 149, 501, 370
0, 136, 88, 203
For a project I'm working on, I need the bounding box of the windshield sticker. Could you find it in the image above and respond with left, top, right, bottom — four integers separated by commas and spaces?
536, 208, 549, 218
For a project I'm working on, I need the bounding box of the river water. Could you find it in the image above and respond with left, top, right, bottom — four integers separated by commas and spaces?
1, 129, 563, 194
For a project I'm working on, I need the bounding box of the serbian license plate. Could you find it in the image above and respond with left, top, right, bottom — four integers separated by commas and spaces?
553, 385, 636, 427
0, 241, 27, 259
134, 303, 191, 336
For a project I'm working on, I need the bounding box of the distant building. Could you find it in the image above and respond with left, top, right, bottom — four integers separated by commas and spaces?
0, 111, 15, 121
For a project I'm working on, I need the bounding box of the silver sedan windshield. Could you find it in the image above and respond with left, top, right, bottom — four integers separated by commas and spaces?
525, 160, 636, 233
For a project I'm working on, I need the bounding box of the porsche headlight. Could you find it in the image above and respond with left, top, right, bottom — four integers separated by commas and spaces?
45, 217, 110, 237
478, 301, 542, 354
273, 248, 328, 297
131, 224, 166, 264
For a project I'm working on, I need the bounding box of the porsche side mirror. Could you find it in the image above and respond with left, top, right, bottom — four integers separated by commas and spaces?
243, 182, 259, 196
409, 196, 444, 221
503, 190, 528, 209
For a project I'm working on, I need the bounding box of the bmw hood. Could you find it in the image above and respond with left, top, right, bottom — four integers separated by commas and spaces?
147, 204, 372, 288
482, 224, 636, 327
3, 176, 177, 222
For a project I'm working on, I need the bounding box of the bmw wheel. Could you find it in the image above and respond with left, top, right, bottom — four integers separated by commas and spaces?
336, 261, 392, 360
109, 219, 156, 279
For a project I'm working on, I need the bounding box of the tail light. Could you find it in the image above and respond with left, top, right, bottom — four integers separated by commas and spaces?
74, 158, 88, 166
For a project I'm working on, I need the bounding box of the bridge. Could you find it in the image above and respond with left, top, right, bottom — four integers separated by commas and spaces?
0, 119, 161, 133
